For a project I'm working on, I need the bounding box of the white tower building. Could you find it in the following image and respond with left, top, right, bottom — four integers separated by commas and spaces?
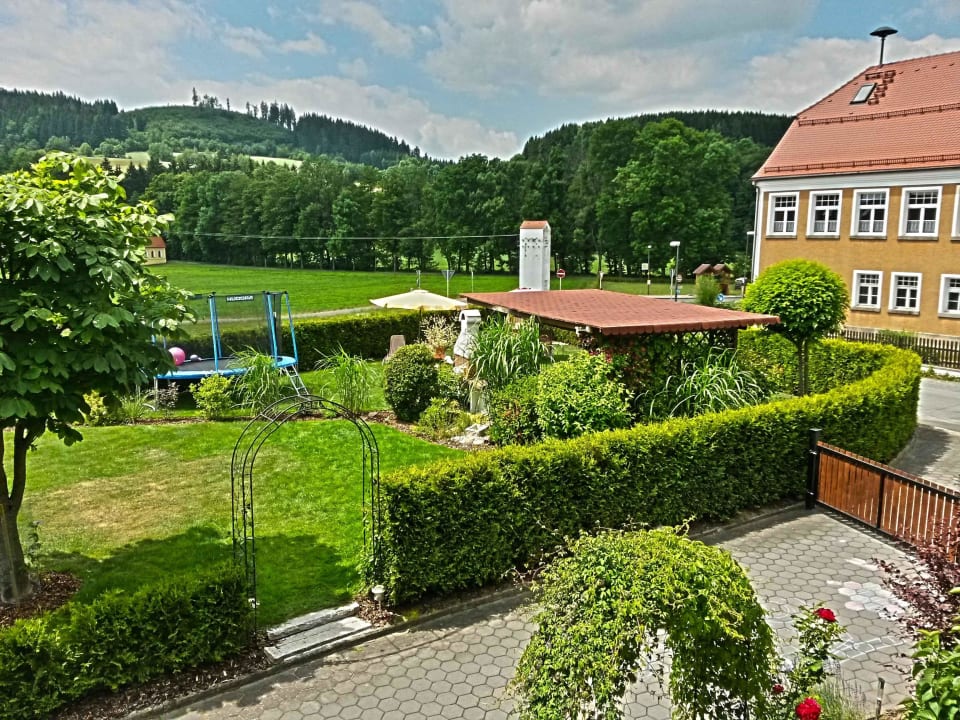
518, 220, 551, 291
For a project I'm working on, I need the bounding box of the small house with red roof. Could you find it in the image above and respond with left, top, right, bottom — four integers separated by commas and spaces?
753, 49, 960, 338
145, 236, 167, 265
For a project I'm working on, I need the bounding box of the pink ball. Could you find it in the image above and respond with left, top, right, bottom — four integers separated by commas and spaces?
169, 347, 186, 366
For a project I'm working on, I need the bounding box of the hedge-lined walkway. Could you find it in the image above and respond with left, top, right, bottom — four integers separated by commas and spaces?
164, 510, 912, 719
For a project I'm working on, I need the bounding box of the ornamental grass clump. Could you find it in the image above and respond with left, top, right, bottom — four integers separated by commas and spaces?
651, 347, 767, 420
467, 317, 549, 396
316, 347, 373, 414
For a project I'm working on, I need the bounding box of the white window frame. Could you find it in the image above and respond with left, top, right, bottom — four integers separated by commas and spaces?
889, 272, 922, 313
851, 189, 889, 237
767, 192, 798, 236
899, 186, 941, 237
851, 270, 883, 310
808, 191, 841, 236
939, 274, 960, 317
953, 185, 960, 237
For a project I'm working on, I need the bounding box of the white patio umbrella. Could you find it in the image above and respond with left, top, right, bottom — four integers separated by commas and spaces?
370, 288, 467, 311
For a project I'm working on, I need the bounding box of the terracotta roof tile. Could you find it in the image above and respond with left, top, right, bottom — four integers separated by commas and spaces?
460, 289, 778, 335
520, 220, 550, 229
757, 49, 960, 178
148, 236, 166, 248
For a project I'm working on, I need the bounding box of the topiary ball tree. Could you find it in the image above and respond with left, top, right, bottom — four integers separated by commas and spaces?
384, 344, 439, 422
743, 259, 847, 396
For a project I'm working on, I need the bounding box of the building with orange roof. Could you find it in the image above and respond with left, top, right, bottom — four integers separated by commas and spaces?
145, 235, 167, 265
753, 49, 960, 338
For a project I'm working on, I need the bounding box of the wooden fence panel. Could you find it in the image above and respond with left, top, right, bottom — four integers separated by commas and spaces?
815, 441, 959, 549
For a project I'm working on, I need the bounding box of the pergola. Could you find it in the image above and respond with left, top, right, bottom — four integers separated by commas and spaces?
459, 289, 780, 395
459, 289, 779, 337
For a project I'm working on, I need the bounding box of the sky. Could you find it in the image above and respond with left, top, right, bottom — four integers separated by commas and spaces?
3, 0, 960, 159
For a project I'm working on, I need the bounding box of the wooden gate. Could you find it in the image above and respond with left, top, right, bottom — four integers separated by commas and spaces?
807, 429, 960, 548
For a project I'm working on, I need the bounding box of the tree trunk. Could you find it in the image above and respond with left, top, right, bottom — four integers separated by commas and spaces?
0, 504, 29, 603
0, 421, 38, 603
797, 339, 809, 396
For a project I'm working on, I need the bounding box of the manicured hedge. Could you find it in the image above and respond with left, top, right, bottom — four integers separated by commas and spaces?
0, 565, 250, 719
287, 310, 457, 368
378, 337, 920, 603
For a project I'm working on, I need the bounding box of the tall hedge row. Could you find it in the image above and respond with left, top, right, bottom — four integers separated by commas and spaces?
378, 338, 920, 603
184, 309, 461, 369
0, 565, 250, 719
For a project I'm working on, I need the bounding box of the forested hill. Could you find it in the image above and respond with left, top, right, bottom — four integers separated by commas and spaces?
522, 110, 792, 161
0, 89, 416, 166
0, 89, 123, 149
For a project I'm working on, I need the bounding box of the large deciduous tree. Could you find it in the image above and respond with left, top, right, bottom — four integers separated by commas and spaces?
743, 259, 848, 395
0, 155, 190, 603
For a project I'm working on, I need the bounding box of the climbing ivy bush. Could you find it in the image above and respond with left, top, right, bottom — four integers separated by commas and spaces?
512, 528, 777, 720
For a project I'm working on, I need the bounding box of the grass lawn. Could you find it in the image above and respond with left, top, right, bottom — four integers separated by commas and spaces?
17, 420, 459, 626
153, 262, 674, 314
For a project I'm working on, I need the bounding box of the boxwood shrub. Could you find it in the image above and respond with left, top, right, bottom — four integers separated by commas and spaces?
377, 337, 920, 603
0, 564, 250, 719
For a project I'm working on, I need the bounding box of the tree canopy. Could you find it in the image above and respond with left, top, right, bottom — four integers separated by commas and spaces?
743, 259, 848, 395
0, 154, 190, 602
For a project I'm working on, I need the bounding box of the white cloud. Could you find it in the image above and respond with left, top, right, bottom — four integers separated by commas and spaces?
731, 34, 960, 114
198, 75, 520, 159
338, 58, 370, 80
0, 0, 208, 107
280, 32, 330, 55
222, 25, 275, 58
425, 0, 817, 98
313, 1, 417, 57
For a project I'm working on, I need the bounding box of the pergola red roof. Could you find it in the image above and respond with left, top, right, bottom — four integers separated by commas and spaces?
460, 289, 779, 336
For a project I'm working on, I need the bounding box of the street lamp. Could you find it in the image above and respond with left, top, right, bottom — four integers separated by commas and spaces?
669, 241, 681, 302
646, 244, 652, 295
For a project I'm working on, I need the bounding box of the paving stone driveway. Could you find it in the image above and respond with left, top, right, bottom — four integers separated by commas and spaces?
166, 511, 914, 720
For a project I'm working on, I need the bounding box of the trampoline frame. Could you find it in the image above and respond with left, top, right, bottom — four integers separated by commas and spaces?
156, 291, 300, 381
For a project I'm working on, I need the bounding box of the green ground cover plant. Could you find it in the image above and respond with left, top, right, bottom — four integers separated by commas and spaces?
153, 261, 673, 314
377, 337, 921, 603
16, 420, 459, 626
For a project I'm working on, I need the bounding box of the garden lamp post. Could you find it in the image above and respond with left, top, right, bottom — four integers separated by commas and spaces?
646, 244, 652, 295
669, 241, 681, 302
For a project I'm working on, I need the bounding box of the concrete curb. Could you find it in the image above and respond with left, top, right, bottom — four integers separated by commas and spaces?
129, 501, 806, 718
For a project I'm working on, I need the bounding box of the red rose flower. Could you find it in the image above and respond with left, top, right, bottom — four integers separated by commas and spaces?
796, 697, 822, 720
772, 683, 785, 695
815, 607, 837, 623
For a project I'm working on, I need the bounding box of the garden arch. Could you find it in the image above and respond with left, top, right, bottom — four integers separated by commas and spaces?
230, 394, 381, 631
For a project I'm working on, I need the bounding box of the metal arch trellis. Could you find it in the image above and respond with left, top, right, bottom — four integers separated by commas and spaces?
230, 394, 382, 634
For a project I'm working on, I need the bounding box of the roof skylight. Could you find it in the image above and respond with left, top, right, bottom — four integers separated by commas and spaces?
851, 83, 876, 104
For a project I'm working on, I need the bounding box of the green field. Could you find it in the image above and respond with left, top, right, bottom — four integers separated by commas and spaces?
153, 262, 673, 313
19, 420, 458, 625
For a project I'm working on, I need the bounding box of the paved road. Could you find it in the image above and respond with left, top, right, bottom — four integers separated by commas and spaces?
166, 511, 913, 720
891, 377, 960, 488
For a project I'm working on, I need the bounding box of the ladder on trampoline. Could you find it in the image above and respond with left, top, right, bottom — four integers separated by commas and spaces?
281, 366, 310, 397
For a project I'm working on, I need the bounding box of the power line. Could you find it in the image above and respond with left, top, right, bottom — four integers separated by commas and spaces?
187, 232, 520, 242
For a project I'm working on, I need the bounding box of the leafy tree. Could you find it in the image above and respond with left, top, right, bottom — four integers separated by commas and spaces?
0, 155, 190, 602
743, 259, 847, 395
603, 119, 739, 276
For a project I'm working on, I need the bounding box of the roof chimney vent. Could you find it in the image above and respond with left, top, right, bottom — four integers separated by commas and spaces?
870, 26, 898, 66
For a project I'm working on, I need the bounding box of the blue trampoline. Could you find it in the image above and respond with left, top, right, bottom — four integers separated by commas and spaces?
156, 291, 302, 384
